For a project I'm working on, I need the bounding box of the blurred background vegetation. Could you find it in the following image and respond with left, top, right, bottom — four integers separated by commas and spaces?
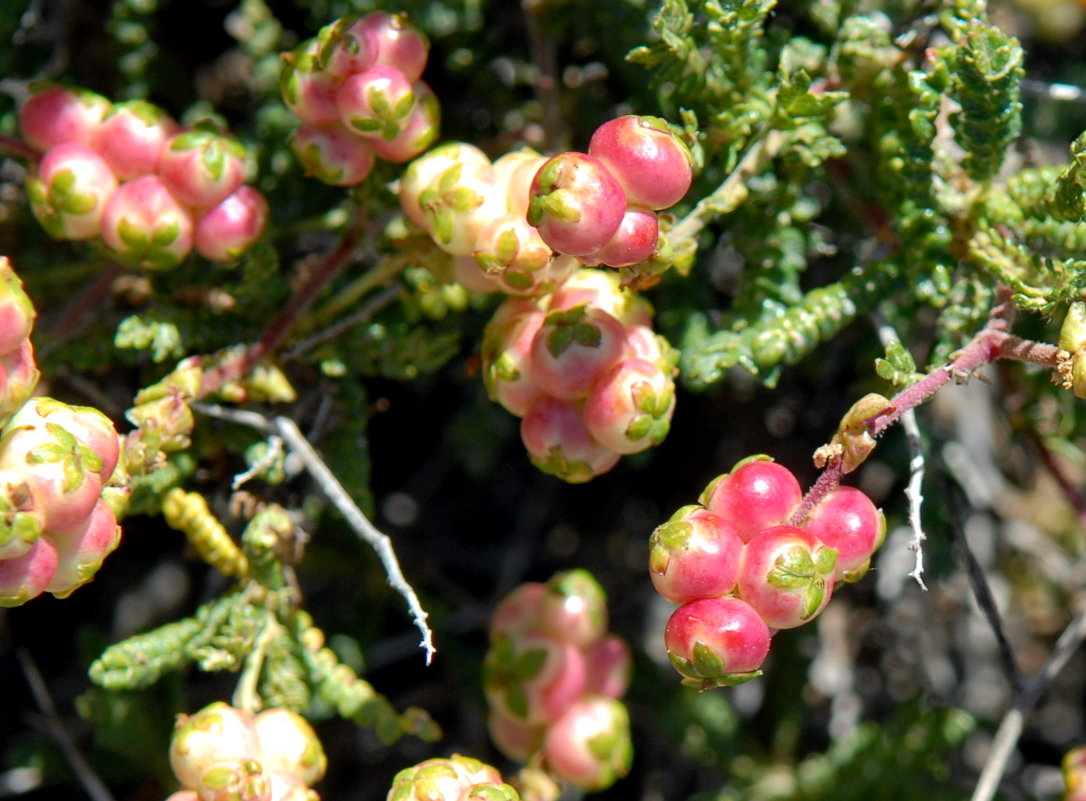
4, 0, 1086, 800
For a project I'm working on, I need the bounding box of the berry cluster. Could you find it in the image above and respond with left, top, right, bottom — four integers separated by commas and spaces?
649, 456, 885, 690
527, 116, 693, 268
167, 702, 327, 801
397, 142, 580, 296
20, 85, 268, 267
283, 13, 439, 186
0, 258, 126, 607
481, 269, 677, 483
387, 754, 519, 801
484, 570, 633, 792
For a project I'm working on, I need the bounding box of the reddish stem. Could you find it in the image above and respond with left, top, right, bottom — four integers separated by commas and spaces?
199, 231, 358, 396
0, 133, 38, 163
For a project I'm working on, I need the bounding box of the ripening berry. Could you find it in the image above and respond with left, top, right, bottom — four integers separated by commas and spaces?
649, 505, 744, 605
195, 185, 270, 262
0, 340, 41, 424
252, 709, 327, 787
520, 396, 620, 483
481, 301, 546, 417
193, 758, 270, 801
292, 123, 377, 186
0, 258, 37, 356
582, 634, 632, 700
336, 64, 416, 141
368, 81, 440, 163
0, 535, 59, 607
472, 213, 553, 291
45, 498, 121, 598
537, 568, 609, 649
587, 115, 693, 210
398, 142, 491, 227
315, 16, 379, 79
0, 470, 44, 562
737, 524, 837, 630
280, 39, 344, 127
451, 256, 504, 294
528, 305, 629, 401
91, 99, 179, 180
19, 84, 111, 153
169, 702, 261, 790
490, 581, 547, 639
700, 457, 803, 542
487, 709, 545, 763
417, 161, 505, 256
527, 152, 627, 258
547, 268, 654, 329
802, 485, 885, 582
356, 12, 430, 82
491, 148, 547, 218
542, 696, 632, 791
100, 175, 195, 269
26, 142, 118, 241
664, 596, 772, 689
158, 125, 248, 210
581, 207, 660, 268
582, 357, 675, 455
387, 756, 515, 801
483, 632, 587, 725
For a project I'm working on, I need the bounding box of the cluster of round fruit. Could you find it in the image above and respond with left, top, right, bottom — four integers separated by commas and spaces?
0, 257, 126, 607
397, 141, 580, 297
481, 269, 677, 483
387, 754, 519, 801
19, 85, 267, 268
650, 456, 885, 690
527, 115, 693, 268
484, 570, 633, 792
282, 12, 439, 186
167, 701, 327, 801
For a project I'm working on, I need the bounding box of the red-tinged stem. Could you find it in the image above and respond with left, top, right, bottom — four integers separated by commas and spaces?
0, 133, 37, 163
791, 290, 1061, 522
199, 231, 358, 396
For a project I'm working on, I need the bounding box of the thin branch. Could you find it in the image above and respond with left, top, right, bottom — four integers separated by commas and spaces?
283, 284, 401, 361
16, 649, 117, 801
193, 403, 437, 665
522, 0, 566, 153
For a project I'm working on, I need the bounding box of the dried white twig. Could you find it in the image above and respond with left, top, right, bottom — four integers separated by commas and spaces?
232, 434, 285, 490
193, 403, 437, 664
874, 314, 929, 589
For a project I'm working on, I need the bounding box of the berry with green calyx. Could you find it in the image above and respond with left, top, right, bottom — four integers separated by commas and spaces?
26, 143, 118, 241
664, 596, 772, 690
527, 152, 627, 258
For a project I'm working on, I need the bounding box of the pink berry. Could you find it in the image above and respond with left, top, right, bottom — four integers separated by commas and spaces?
490, 581, 547, 639
529, 305, 629, 401
583, 634, 632, 699
483, 632, 587, 725
0, 535, 59, 607
158, 125, 248, 210
737, 524, 837, 630
547, 268, 653, 328
398, 142, 491, 227
0, 470, 45, 562
315, 16, 379, 79
537, 568, 608, 648
336, 64, 416, 141
803, 485, 885, 582
587, 115, 693, 210
527, 152, 628, 258
582, 357, 675, 455
520, 396, 619, 483
542, 697, 632, 791
292, 122, 376, 186
194, 185, 270, 262
481, 300, 546, 417
100, 175, 195, 269
367, 81, 440, 163
26, 142, 118, 241
44, 498, 121, 598
473, 213, 551, 283
19, 84, 111, 153
0, 257, 36, 356
451, 255, 504, 294
491, 148, 546, 218
0, 340, 41, 423
649, 504, 744, 605
357, 12, 430, 82
91, 99, 178, 180
487, 709, 545, 763
280, 39, 344, 126
582, 207, 660, 268
664, 596, 772, 689
700, 457, 803, 542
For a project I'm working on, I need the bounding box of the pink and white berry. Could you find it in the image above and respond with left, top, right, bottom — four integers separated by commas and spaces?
481, 300, 546, 417
91, 99, 179, 180
528, 305, 629, 401
195, 185, 270, 262
0, 535, 59, 607
527, 152, 628, 258
44, 498, 121, 598
581, 206, 661, 268
26, 142, 118, 241
169, 702, 262, 790
19, 84, 111, 153
582, 356, 676, 455
519, 396, 620, 484
100, 175, 195, 269
737, 524, 837, 630
700, 457, 804, 542
649, 504, 744, 605
291, 123, 377, 186
664, 595, 772, 689
252, 708, 327, 787
398, 142, 491, 228
542, 696, 632, 791
336, 64, 416, 141
483, 632, 587, 726
280, 39, 344, 127
356, 12, 430, 82
367, 81, 440, 163
158, 125, 248, 210
803, 485, 886, 582
587, 115, 694, 210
